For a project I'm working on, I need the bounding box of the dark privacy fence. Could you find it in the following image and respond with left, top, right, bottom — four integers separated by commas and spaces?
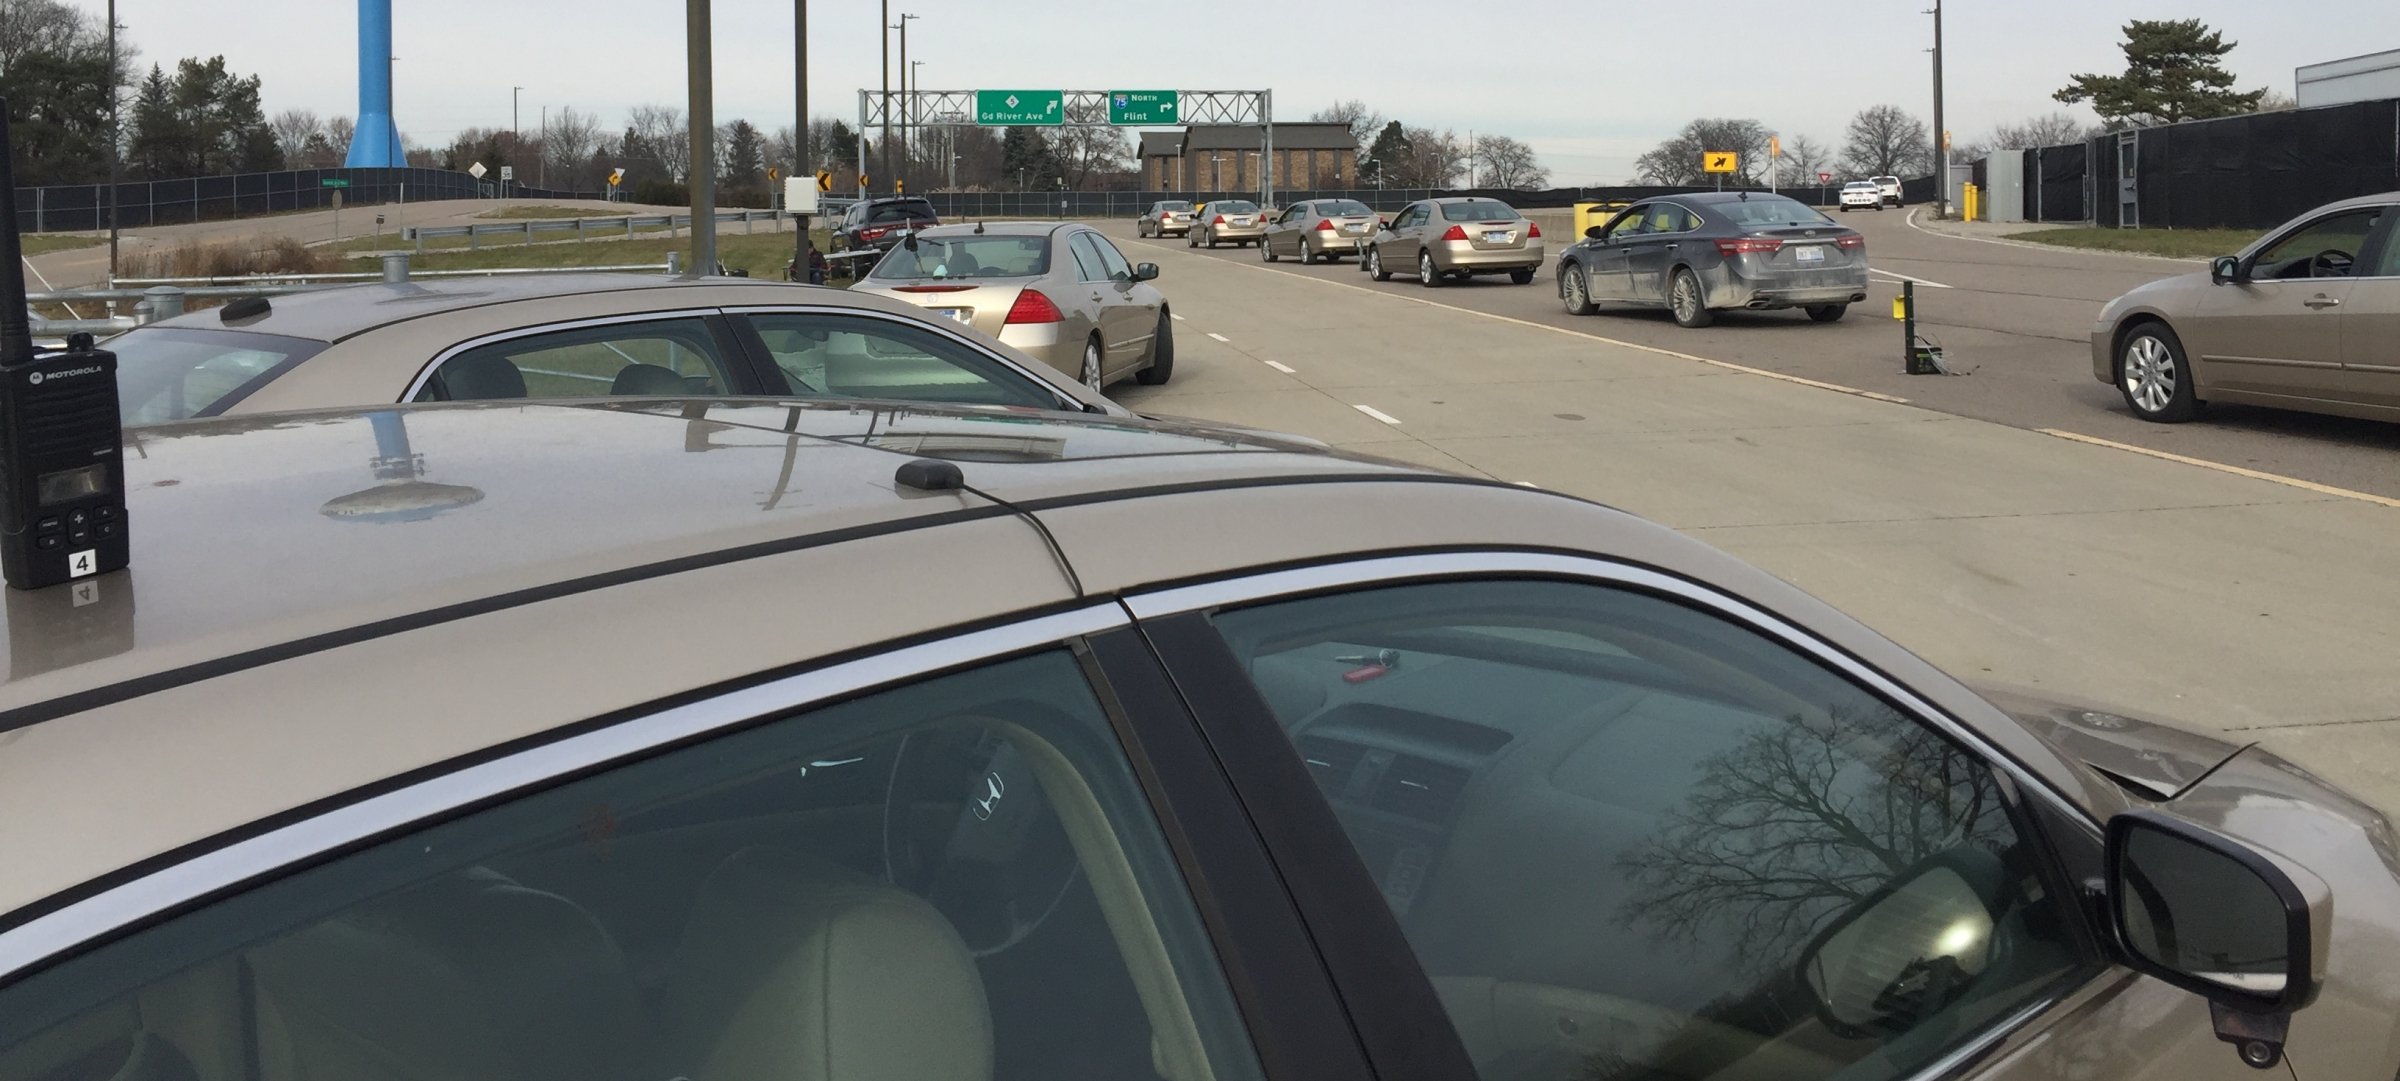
902, 182, 1919, 220
1995, 98, 2400, 229
13, 167, 596, 234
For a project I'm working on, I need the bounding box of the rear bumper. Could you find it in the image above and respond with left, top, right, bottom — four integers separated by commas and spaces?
1205, 223, 1266, 239
996, 324, 1072, 377
1433, 240, 1545, 270
1715, 265, 1869, 308
1307, 231, 1372, 253
1151, 218, 1192, 234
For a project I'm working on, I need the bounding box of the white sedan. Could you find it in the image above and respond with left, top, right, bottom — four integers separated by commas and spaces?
1838, 181, 1884, 212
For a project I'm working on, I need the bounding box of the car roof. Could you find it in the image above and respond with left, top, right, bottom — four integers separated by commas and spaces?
2310, 190, 2400, 212
139, 274, 838, 344
1678, 191, 1812, 205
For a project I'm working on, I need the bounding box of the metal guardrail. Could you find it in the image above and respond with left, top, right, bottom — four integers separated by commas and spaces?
398, 208, 821, 251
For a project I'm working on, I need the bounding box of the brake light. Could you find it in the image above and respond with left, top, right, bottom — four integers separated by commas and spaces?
1714, 236, 1784, 256
1315, 218, 1335, 231
858, 226, 890, 241
1526, 222, 1542, 238
1836, 234, 1866, 250
1440, 225, 1468, 241
1004, 288, 1063, 325
1213, 215, 1227, 225
893, 284, 975, 293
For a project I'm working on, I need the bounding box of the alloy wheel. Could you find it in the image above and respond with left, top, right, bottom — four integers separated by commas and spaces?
1082, 340, 1104, 392
2123, 335, 2177, 414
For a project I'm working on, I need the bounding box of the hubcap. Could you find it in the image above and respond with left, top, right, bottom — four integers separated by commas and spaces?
1083, 343, 1103, 390
1674, 276, 1696, 319
1566, 269, 1587, 310
1369, 251, 1380, 274
1421, 254, 1434, 283
2123, 336, 2177, 412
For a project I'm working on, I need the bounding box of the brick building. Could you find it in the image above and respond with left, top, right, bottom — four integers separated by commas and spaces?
1140, 123, 1359, 191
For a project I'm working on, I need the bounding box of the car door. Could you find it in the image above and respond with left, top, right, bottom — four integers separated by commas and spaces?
1133, 558, 2276, 1081
1078, 231, 1159, 373
1057, 228, 1113, 358
1577, 206, 1649, 301
729, 308, 1076, 410
1380, 204, 1425, 264
1623, 202, 1696, 304
410, 314, 753, 403
0, 620, 1374, 1081
2192, 207, 2383, 401
2335, 207, 2400, 410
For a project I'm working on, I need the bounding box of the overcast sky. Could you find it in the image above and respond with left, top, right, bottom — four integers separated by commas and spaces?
61, 0, 2400, 183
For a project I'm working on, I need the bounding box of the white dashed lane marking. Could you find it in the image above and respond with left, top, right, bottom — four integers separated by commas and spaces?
1264, 361, 1296, 373
1353, 404, 1403, 426
1206, 332, 1230, 342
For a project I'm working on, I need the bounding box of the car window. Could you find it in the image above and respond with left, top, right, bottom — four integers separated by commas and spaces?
747, 312, 1061, 409
868, 235, 1051, 280
2252, 209, 2385, 281
1714, 196, 1835, 227
1163, 200, 1192, 211
415, 317, 736, 402
1066, 233, 1109, 282
1603, 207, 1649, 240
1324, 200, 1373, 217
867, 200, 936, 223
0, 652, 1266, 1081
1214, 201, 1259, 215
1643, 203, 1687, 233
2372, 217, 2400, 277
1440, 201, 1519, 223
107, 327, 328, 424
1205, 578, 2095, 1081
1085, 232, 1137, 280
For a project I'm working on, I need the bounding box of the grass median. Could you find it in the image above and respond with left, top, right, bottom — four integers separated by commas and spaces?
378, 229, 836, 280
2012, 226, 2262, 260
22, 235, 103, 256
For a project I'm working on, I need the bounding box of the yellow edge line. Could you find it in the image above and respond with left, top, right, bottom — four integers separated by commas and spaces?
1164, 238, 1911, 405
2037, 428, 2400, 509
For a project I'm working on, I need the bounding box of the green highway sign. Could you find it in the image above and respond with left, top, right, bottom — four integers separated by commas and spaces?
320, 178, 350, 188
1107, 90, 1178, 125
976, 90, 1063, 126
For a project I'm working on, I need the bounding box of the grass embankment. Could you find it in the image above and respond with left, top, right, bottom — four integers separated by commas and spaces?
324, 219, 678, 255
474, 204, 622, 220
390, 229, 835, 280
21, 235, 103, 256
2013, 227, 2264, 259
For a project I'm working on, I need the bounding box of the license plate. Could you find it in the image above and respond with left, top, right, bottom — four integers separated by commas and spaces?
1795, 246, 1826, 263
931, 307, 972, 323
1233, 218, 1252, 226
1341, 224, 1364, 234
1484, 230, 1510, 243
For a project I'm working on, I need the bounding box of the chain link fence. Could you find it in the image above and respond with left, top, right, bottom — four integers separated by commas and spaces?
13, 167, 599, 234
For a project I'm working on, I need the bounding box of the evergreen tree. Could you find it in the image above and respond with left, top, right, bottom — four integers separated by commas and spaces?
2056, 19, 2267, 127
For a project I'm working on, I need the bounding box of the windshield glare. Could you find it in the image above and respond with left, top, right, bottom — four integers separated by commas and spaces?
867, 236, 1052, 280
109, 327, 326, 425
1441, 201, 1519, 223
1713, 197, 1836, 226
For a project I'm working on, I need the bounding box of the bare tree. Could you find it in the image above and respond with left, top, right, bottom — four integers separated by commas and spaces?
1840, 105, 1933, 178
2252, 90, 2296, 113
0, 0, 92, 72
1469, 133, 1548, 190
541, 106, 601, 187
1309, 98, 1384, 165
626, 103, 690, 182
1634, 118, 1771, 185
271, 109, 322, 165
1050, 98, 1130, 190
325, 115, 355, 160
1388, 126, 1463, 188
1773, 133, 1832, 186
1980, 111, 2092, 152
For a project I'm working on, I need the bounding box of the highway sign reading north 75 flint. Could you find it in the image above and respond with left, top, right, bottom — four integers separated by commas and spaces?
1107, 91, 1178, 125
976, 90, 1064, 125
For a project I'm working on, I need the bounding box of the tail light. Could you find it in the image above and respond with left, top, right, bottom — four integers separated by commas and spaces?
1714, 236, 1784, 256
1314, 218, 1335, 231
1004, 288, 1063, 325
1213, 215, 1227, 225
893, 284, 974, 293
1836, 234, 1866, 250
858, 226, 890, 241
1526, 222, 1542, 238
1440, 225, 1468, 241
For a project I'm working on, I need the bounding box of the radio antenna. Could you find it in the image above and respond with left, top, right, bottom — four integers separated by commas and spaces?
0, 99, 35, 367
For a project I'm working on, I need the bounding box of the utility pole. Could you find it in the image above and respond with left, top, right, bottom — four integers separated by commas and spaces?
539, 104, 547, 188
106, 0, 120, 282
878, 0, 890, 192
794, 0, 809, 278
909, 59, 924, 185
895, 13, 916, 192
1930, 0, 1947, 216
511, 85, 523, 194
686, 0, 716, 276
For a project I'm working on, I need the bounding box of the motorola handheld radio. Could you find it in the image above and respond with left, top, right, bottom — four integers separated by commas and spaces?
0, 100, 130, 590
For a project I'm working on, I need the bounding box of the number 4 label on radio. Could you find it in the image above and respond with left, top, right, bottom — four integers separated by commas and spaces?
68, 549, 97, 578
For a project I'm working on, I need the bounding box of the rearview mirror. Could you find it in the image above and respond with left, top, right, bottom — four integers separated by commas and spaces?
2210, 255, 2243, 285
1797, 850, 2005, 1039
1133, 262, 1160, 282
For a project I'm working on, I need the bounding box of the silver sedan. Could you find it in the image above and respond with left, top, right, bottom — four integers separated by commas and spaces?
1260, 199, 1379, 264
1363, 197, 1544, 286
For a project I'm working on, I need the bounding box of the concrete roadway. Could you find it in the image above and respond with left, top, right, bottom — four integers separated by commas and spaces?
1101, 215, 2400, 813
1120, 206, 2400, 500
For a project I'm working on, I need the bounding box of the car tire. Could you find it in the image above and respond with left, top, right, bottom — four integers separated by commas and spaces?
1806, 304, 1847, 323
1669, 268, 1714, 328
1368, 248, 1391, 281
1839, 206, 1850, 213
1561, 263, 1596, 315
1509, 268, 1536, 286
1137, 313, 1174, 385
1081, 335, 1107, 392
1419, 251, 1444, 288
2118, 323, 2201, 422
1206, 232, 1218, 249
1263, 238, 1279, 262
1187, 231, 1197, 249
1300, 243, 1319, 266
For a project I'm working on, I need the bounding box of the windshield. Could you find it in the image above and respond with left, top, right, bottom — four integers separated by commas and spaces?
1712, 196, 1836, 227
1209, 201, 1259, 214
1157, 201, 1193, 211
1845, 182, 1878, 190
866, 235, 1052, 280
1440, 200, 1519, 223
1322, 200, 1374, 216
866, 201, 936, 223
109, 327, 327, 425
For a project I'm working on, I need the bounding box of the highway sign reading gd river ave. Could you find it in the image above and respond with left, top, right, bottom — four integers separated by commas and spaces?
976, 90, 1064, 125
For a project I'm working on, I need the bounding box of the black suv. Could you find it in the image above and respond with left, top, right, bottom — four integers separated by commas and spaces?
834, 196, 940, 254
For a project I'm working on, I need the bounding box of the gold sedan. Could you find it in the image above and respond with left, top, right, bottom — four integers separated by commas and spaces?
1189, 199, 1267, 248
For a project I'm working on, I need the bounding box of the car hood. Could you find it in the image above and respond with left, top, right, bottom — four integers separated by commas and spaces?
1972, 683, 2246, 800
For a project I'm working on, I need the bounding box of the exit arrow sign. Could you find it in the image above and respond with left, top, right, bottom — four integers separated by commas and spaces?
1107, 90, 1178, 125
976, 89, 1063, 126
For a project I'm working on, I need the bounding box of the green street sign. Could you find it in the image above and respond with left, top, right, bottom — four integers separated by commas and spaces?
976, 90, 1063, 126
320, 178, 351, 188
1107, 90, 1178, 125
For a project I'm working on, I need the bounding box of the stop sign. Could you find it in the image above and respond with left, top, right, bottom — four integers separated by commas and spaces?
1818, 171, 1832, 183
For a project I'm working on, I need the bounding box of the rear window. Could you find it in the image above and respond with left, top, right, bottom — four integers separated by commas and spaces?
1844, 182, 1878, 190
109, 327, 327, 425
1710, 196, 1835, 227
867, 235, 1052, 280
866, 200, 937, 223
1211, 201, 1259, 214
1322, 200, 1373, 216
1158, 201, 1193, 211
1439, 200, 1519, 223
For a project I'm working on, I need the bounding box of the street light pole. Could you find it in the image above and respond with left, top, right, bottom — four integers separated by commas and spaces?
878, 0, 890, 192
909, 59, 924, 185
896, 13, 916, 192
1930, 0, 1947, 216
106, 0, 120, 282
539, 104, 547, 188
795, 0, 809, 278
511, 85, 523, 194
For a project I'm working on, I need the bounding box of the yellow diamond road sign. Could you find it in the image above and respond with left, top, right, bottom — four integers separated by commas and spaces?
1702, 151, 1738, 174
816, 169, 833, 192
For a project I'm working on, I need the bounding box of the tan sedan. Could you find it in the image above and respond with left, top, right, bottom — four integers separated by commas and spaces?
851, 221, 1172, 391
1364, 196, 1544, 286
1189, 199, 1267, 248
1259, 199, 1379, 264
5, 398, 2395, 1081
2093, 191, 2398, 423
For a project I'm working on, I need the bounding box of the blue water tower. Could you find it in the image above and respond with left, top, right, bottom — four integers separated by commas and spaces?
344, 0, 405, 167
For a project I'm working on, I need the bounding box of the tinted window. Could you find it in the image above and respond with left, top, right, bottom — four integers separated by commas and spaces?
1602, 207, 1650, 240
1439, 201, 1519, 223
1085, 233, 1137, 280
1159, 201, 1193, 211
1207, 579, 2094, 1081
0, 653, 1266, 1081
867, 200, 938, 223
416, 317, 735, 401
1212, 201, 1259, 214
868, 235, 1052, 279
2252, 209, 2384, 280
1712, 196, 1835, 226
747, 312, 1061, 408
1066, 233, 1109, 281
108, 327, 327, 424
1323, 200, 1374, 216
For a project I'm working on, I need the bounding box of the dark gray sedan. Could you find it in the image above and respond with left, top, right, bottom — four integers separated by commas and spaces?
1556, 193, 1870, 327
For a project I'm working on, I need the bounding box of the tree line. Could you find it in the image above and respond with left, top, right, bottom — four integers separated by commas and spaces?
1311, 100, 1550, 190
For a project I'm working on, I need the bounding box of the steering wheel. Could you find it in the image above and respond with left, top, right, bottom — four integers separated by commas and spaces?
2309, 249, 2354, 277
880, 727, 1084, 956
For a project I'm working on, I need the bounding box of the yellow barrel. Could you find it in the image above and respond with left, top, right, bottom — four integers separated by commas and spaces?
1573, 201, 1630, 239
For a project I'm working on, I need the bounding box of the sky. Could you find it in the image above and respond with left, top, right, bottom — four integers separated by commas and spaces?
59, 0, 2400, 184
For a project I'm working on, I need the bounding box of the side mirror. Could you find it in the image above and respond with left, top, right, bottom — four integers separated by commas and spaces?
1133, 262, 1160, 282
2108, 812, 2323, 1013
2210, 255, 2243, 285
1797, 849, 2006, 1040
1379, 217, 1392, 229
1585, 225, 1608, 240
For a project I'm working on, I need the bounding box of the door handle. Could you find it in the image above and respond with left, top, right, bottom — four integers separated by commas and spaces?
2304, 295, 2342, 309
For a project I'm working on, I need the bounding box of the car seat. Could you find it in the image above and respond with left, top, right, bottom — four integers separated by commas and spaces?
435, 354, 527, 400
609, 364, 691, 396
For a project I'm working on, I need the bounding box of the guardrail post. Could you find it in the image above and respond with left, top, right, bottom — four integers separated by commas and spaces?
745, 212, 755, 235
665, 251, 682, 276
577, 218, 586, 243
627, 216, 637, 239
524, 221, 535, 246
381, 252, 411, 283
470, 225, 480, 251
143, 285, 185, 321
